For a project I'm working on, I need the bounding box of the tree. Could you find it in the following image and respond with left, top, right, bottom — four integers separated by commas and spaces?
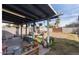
54, 17, 60, 27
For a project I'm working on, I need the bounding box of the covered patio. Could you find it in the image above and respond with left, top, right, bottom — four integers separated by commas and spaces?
2, 4, 58, 55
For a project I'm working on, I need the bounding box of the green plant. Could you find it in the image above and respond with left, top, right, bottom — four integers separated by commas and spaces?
49, 37, 56, 47
37, 36, 43, 44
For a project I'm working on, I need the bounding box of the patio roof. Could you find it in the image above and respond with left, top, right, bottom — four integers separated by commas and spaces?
2, 4, 57, 24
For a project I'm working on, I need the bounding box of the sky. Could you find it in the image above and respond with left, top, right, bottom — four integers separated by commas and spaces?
51, 4, 79, 27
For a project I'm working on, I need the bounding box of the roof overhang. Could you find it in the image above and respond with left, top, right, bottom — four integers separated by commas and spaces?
2, 4, 57, 24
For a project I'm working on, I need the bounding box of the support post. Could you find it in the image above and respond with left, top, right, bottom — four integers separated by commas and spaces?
26, 24, 27, 36
16, 25, 19, 36
32, 22, 35, 39
21, 24, 23, 38
47, 19, 50, 46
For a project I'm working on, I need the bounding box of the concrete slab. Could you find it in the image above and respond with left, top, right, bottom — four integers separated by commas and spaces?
39, 45, 50, 55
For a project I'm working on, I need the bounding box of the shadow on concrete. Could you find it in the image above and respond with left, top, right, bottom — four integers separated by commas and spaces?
2, 30, 15, 41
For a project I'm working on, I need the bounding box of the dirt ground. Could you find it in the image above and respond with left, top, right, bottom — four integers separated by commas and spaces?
44, 31, 79, 55
45, 38, 79, 55
51, 32, 79, 42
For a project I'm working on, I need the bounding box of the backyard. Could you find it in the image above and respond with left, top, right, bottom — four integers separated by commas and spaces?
46, 38, 79, 55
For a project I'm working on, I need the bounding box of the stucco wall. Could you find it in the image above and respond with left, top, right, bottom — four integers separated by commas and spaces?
62, 27, 79, 33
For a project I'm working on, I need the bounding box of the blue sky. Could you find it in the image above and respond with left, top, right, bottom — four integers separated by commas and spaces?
51, 4, 79, 27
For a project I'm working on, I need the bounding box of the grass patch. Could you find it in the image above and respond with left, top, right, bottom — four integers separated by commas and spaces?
45, 38, 79, 55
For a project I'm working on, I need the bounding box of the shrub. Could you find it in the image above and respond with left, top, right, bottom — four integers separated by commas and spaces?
49, 37, 56, 47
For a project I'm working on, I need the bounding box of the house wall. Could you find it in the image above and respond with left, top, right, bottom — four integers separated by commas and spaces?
62, 27, 79, 33
2, 26, 27, 39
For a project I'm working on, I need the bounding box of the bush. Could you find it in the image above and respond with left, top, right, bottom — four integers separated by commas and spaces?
49, 37, 56, 47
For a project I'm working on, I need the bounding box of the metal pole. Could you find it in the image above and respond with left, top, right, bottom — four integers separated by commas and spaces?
47, 19, 50, 45
16, 25, 19, 36
32, 22, 35, 39
21, 24, 23, 38
26, 24, 27, 36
